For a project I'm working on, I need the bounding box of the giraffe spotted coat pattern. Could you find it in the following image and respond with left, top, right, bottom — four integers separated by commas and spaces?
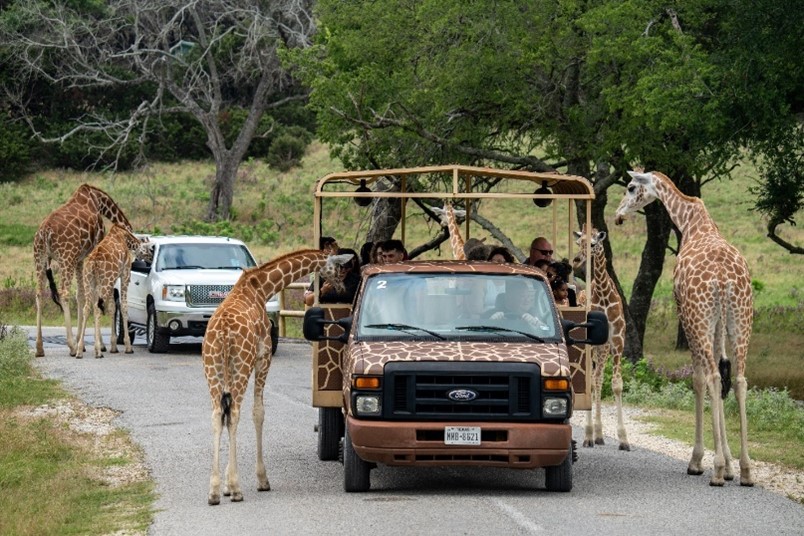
202, 249, 353, 505
615, 170, 754, 486
33, 184, 132, 357
573, 226, 630, 450
75, 224, 150, 359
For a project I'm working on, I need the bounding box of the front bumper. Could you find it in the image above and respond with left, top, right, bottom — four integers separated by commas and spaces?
347, 416, 571, 469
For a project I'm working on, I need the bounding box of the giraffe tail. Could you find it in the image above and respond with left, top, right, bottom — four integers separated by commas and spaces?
97, 298, 106, 315
719, 358, 732, 399
221, 392, 232, 427
46, 268, 63, 312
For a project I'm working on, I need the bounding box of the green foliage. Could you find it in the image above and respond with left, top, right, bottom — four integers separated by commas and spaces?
0, 325, 30, 378
0, 120, 32, 182
170, 219, 279, 246
0, 223, 36, 246
266, 133, 307, 171
751, 279, 765, 292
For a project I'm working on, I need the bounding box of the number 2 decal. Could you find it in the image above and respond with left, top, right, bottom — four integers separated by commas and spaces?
376, 280, 387, 289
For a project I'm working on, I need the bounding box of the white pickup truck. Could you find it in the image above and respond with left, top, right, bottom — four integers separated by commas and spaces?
115, 235, 279, 353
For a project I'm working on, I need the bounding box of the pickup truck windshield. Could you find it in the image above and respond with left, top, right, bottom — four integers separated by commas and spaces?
156, 244, 257, 271
357, 273, 559, 341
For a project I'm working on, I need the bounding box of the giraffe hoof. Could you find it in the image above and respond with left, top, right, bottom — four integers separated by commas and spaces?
740, 479, 755, 487
687, 467, 704, 476
35, 351, 45, 358
95, 354, 104, 359
223, 490, 231, 497
582, 440, 594, 448
208, 495, 221, 506
709, 479, 725, 487
618, 443, 631, 451
258, 483, 271, 492
125, 349, 134, 354
110, 349, 119, 354
594, 437, 605, 446
724, 473, 735, 481
75, 354, 83, 359
230, 492, 243, 502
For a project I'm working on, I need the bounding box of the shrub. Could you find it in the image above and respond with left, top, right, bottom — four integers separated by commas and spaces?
266, 133, 307, 171
0, 120, 32, 182
0, 325, 32, 379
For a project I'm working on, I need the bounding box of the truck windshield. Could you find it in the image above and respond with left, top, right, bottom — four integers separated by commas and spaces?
356, 273, 559, 341
156, 244, 257, 271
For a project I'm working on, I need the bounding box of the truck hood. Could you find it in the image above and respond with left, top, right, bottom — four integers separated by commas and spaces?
152, 269, 247, 286
347, 340, 571, 378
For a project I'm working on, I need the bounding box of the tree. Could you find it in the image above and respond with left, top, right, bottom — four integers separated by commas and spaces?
0, 0, 314, 220
296, 0, 801, 361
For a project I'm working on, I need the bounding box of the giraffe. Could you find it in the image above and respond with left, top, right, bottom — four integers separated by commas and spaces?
203, 249, 354, 505
75, 224, 150, 359
572, 225, 630, 451
614, 170, 753, 487
432, 202, 467, 260
33, 184, 132, 357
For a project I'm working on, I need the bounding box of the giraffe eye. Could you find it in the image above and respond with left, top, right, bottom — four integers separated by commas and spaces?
627, 185, 636, 193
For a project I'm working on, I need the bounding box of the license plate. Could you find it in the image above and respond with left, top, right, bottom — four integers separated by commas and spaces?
209, 290, 229, 299
444, 426, 481, 445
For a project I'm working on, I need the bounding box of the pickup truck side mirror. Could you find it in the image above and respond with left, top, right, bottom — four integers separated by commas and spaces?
303, 307, 352, 343
561, 310, 609, 346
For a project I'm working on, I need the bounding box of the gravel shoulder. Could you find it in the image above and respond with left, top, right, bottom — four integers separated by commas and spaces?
571, 404, 804, 504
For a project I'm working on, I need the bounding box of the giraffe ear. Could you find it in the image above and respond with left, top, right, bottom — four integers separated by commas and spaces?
452, 208, 467, 219
431, 206, 445, 216
330, 253, 354, 265
573, 231, 582, 239
596, 231, 607, 242
627, 170, 651, 183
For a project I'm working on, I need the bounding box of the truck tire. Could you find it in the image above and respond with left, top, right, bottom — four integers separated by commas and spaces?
114, 297, 137, 345
544, 452, 573, 492
146, 302, 170, 353
343, 425, 371, 492
318, 407, 344, 461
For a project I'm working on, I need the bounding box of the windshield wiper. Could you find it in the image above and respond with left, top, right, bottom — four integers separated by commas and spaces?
207, 266, 245, 270
168, 265, 205, 270
364, 323, 445, 340
455, 325, 545, 343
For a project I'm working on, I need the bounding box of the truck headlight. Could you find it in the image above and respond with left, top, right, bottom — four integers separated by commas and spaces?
162, 285, 186, 302
542, 397, 568, 418
355, 395, 381, 416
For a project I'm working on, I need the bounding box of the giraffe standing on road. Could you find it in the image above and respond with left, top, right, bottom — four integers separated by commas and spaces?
572, 225, 630, 451
615, 170, 753, 486
203, 249, 354, 505
33, 184, 132, 357
75, 224, 150, 359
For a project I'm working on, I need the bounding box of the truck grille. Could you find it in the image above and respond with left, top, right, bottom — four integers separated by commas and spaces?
383, 362, 540, 421
186, 284, 233, 307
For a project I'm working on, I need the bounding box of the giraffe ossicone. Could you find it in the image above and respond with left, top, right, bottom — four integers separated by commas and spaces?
203, 249, 351, 505
615, 170, 753, 487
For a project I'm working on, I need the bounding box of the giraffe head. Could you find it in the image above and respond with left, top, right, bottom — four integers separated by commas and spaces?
431, 203, 467, 228
614, 170, 658, 225
572, 225, 606, 272
135, 239, 155, 263
320, 253, 355, 294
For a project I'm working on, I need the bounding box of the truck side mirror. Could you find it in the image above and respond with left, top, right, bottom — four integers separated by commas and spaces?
561, 310, 609, 346
303, 307, 352, 343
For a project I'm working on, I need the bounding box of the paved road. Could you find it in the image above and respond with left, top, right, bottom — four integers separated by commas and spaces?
28, 327, 803, 536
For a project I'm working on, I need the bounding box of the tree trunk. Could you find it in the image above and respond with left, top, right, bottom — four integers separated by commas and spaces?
206, 155, 239, 221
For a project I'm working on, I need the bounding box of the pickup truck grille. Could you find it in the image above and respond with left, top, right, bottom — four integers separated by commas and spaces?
186, 284, 234, 307
383, 362, 540, 421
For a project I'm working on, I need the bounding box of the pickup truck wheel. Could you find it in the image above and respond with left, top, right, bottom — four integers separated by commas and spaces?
343, 425, 371, 492
317, 408, 344, 461
146, 302, 170, 353
114, 298, 137, 345
544, 451, 573, 492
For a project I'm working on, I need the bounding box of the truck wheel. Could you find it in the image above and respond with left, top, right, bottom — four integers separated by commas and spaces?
114, 297, 137, 345
318, 407, 344, 461
544, 452, 573, 492
146, 302, 170, 353
343, 425, 371, 492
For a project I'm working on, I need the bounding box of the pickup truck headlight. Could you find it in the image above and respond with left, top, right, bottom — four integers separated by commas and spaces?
542, 397, 568, 418
162, 285, 186, 302
354, 395, 382, 416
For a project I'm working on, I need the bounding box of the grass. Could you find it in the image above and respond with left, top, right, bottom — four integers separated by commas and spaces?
0, 325, 156, 535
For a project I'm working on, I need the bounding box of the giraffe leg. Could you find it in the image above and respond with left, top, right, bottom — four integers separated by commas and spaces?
687, 365, 706, 476
583, 409, 595, 448
34, 259, 47, 357
60, 268, 77, 356
253, 350, 271, 492
208, 406, 223, 505
107, 290, 120, 354
593, 352, 606, 445
612, 354, 630, 451
225, 407, 243, 501
735, 376, 753, 486
706, 369, 727, 486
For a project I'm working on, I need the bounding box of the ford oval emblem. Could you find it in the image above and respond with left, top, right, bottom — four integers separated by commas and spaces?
447, 389, 478, 402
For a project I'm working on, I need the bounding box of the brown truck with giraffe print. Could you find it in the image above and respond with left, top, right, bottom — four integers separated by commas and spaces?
302, 165, 610, 493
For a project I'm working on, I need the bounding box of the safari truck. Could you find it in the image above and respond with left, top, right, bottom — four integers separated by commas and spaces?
302, 165, 608, 492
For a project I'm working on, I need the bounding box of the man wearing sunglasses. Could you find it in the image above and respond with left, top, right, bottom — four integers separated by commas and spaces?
524, 236, 554, 266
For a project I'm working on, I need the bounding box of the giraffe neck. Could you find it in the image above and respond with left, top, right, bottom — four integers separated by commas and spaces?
445, 205, 466, 260
590, 245, 618, 306
247, 250, 329, 302
652, 172, 717, 238
84, 185, 132, 230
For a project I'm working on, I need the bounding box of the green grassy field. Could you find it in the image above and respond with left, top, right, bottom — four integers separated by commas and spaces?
0, 142, 802, 397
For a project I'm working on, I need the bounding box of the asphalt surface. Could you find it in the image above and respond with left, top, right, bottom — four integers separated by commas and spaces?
27, 327, 804, 536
